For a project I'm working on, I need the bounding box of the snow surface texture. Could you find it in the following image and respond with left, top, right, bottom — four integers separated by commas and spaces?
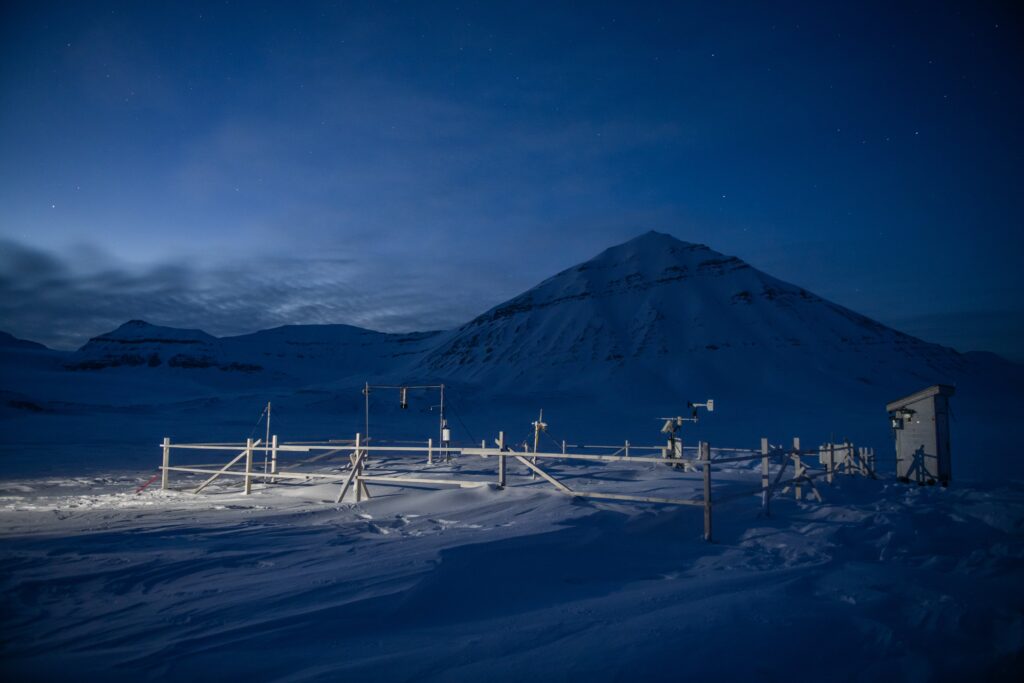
2, 232, 1023, 680
1, 457, 1022, 682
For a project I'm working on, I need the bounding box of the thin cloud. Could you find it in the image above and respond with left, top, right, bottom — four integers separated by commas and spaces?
0, 239, 494, 350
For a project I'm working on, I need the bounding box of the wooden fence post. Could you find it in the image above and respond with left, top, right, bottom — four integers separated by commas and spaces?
244, 437, 254, 495
498, 431, 506, 488
161, 437, 171, 490
827, 442, 835, 484
353, 433, 370, 502
271, 434, 278, 479
760, 437, 770, 516
428, 437, 433, 465
702, 441, 712, 542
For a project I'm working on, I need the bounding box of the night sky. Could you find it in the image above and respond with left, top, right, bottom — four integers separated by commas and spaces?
1, 1, 1022, 361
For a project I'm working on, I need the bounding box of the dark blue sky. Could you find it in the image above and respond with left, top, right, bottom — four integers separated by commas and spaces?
1, 1, 1022, 360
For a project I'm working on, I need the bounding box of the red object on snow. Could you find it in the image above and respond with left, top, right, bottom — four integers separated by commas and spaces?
135, 474, 159, 495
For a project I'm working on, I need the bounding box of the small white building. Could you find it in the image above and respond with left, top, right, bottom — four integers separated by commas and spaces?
886, 384, 955, 485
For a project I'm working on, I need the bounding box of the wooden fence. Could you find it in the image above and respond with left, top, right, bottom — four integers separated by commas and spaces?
158, 432, 876, 542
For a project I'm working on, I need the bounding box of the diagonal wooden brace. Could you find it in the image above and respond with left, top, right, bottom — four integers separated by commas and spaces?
514, 455, 573, 494
193, 439, 262, 494
335, 447, 367, 504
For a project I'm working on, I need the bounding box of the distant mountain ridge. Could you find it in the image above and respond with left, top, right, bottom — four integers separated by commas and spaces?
0, 331, 48, 351
1, 232, 1011, 389
2, 230, 1021, 477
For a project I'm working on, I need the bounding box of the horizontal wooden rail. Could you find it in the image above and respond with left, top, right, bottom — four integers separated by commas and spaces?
357, 475, 487, 489
463, 447, 675, 465
708, 453, 773, 464
571, 490, 704, 506
163, 466, 347, 482
165, 441, 791, 469
565, 444, 665, 451
164, 444, 311, 453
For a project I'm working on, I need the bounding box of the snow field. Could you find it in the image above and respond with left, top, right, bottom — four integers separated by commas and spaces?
2, 453, 1022, 682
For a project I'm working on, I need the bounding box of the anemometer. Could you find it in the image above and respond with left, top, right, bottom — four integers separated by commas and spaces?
658, 399, 714, 460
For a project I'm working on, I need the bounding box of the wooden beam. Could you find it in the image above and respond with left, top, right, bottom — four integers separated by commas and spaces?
335, 435, 367, 504
270, 434, 278, 481
357, 475, 486, 489
498, 432, 506, 488
702, 441, 712, 542
244, 438, 254, 495
161, 437, 171, 490
761, 437, 770, 516
792, 438, 802, 501
167, 466, 345, 481
461, 448, 696, 465
570, 490, 703, 506
192, 438, 262, 494
164, 443, 310, 453
513, 455, 572, 494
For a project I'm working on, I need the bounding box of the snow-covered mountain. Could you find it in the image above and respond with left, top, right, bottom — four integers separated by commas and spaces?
421, 231, 970, 392
1, 231, 1021, 476
0, 331, 48, 351
68, 319, 438, 382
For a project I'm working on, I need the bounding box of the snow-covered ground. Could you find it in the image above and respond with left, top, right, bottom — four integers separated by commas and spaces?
2, 453, 1022, 682
3, 232, 1023, 679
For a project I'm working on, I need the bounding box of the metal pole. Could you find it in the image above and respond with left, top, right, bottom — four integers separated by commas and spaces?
428, 437, 433, 465
161, 437, 170, 490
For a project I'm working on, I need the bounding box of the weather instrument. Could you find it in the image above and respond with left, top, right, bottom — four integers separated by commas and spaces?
658, 399, 714, 461
362, 382, 447, 449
